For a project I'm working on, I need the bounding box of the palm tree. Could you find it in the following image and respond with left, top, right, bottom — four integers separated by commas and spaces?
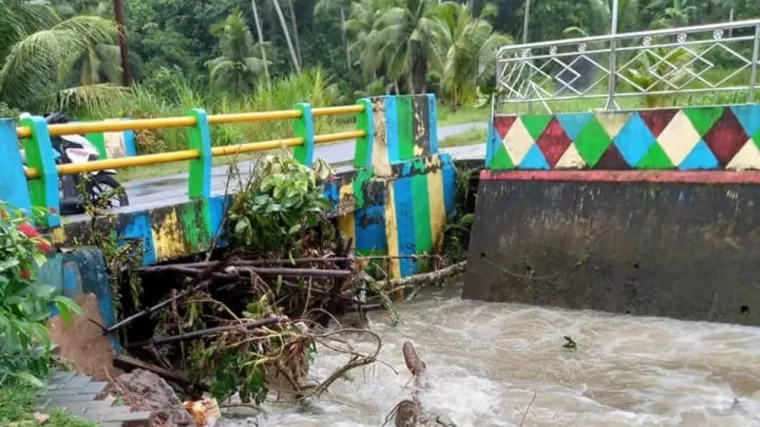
344, 0, 387, 66
366, 0, 447, 94
206, 9, 270, 93
315, 0, 353, 71
0, 1, 119, 110
271, 0, 301, 73
250, 0, 271, 87
650, 0, 697, 27
563, 0, 643, 37
285, 0, 302, 66
437, 2, 511, 108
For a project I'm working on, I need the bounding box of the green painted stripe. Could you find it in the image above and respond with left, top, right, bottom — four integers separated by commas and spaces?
397, 96, 415, 161
521, 115, 553, 140
181, 201, 211, 250
411, 172, 432, 258
354, 99, 373, 168
637, 143, 674, 169
683, 106, 725, 137
489, 144, 515, 170
352, 168, 373, 209
85, 133, 107, 159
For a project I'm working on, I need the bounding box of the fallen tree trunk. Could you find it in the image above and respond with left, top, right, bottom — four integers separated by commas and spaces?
385, 261, 467, 295
137, 254, 443, 273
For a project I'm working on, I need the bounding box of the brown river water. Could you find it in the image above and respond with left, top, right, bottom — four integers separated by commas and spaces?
234, 285, 760, 427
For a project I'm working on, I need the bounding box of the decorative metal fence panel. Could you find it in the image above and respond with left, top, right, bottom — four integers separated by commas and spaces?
495, 20, 760, 113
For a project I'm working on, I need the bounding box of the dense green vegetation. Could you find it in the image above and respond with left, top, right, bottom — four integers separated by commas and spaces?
1, 0, 756, 125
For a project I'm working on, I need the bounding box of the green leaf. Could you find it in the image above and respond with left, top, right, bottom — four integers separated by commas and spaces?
54, 295, 83, 316
57, 302, 71, 324
287, 224, 301, 235
14, 371, 45, 388
234, 219, 249, 234
0, 259, 20, 272
34, 252, 47, 267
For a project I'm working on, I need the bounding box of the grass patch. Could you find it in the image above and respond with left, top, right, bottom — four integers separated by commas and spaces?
438, 106, 488, 126
0, 382, 96, 427
440, 128, 487, 148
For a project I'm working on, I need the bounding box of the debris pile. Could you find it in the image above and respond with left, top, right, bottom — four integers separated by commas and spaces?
87, 156, 467, 425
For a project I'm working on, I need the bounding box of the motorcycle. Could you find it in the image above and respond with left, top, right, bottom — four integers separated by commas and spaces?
21, 112, 129, 216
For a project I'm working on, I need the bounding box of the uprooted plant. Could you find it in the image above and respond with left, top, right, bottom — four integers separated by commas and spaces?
106, 153, 382, 408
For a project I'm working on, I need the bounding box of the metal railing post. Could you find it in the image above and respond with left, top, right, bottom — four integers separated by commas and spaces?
293, 102, 315, 167
604, 0, 620, 110
749, 24, 760, 104
353, 99, 374, 170
0, 119, 32, 215
187, 108, 212, 200
20, 116, 60, 228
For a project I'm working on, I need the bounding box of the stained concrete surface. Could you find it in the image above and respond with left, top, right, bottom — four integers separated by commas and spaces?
65, 122, 487, 223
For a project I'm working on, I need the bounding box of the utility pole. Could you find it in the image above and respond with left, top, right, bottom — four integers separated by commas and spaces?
113, 0, 132, 86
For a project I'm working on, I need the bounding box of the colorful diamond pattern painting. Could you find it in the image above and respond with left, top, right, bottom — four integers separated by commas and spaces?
535, 118, 571, 167
614, 112, 655, 167
703, 109, 749, 166
487, 105, 760, 171
657, 110, 702, 166
574, 116, 612, 167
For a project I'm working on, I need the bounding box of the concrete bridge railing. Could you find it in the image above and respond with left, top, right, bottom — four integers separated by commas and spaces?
2, 94, 458, 345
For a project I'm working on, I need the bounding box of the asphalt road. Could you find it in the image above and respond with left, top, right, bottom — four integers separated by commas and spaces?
66, 122, 487, 222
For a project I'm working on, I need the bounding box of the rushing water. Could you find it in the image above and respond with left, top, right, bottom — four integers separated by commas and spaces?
247, 284, 760, 427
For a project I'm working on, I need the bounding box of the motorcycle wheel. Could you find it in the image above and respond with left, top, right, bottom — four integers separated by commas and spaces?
87, 174, 130, 209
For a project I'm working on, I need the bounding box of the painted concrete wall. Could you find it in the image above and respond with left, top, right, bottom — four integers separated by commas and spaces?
466, 104, 760, 326
43, 94, 454, 279
486, 105, 760, 170
37, 249, 120, 352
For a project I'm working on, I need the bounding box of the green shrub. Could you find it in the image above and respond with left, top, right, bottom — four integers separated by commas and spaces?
0, 203, 82, 387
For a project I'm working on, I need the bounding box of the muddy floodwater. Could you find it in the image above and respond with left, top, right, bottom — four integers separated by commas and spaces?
251, 285, 760, 427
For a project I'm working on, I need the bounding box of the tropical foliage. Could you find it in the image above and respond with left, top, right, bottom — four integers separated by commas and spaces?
0, 203, 82, 386
0, 0, 755, 114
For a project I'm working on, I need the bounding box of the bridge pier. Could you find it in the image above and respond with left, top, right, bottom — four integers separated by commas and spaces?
464, 105, 760, 326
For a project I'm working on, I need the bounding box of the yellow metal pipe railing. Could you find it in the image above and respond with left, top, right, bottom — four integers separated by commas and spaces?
24, 136, 313, 178
207, 110, 301, 125
20, 103, 369, 179
15, 104, 366, 138
210, 138, 303, 156
314, 130, 365, 144
312, 105, 364, 117
25, 150, 200, 178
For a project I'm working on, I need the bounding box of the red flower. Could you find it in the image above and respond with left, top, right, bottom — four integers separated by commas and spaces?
16, 222, 53, 253
36, 238, 53, 253
20, 269, 31, 280
17, 222, 41, 238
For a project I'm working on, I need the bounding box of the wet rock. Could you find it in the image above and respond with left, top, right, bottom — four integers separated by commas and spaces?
104, 369, 195, 426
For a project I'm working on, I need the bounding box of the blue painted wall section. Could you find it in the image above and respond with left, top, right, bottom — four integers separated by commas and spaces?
39, 248, 121, 352
0, 118, 32, 213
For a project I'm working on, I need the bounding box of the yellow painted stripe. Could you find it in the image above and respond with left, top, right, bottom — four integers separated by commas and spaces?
384, 182, 401, 280
152, 208, 186, 261
337, 214, 356, 250
51, 227, 66, 244
426, 157, 446, 254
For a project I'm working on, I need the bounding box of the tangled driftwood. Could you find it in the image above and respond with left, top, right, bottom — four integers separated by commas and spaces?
387, 342, 457, 427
